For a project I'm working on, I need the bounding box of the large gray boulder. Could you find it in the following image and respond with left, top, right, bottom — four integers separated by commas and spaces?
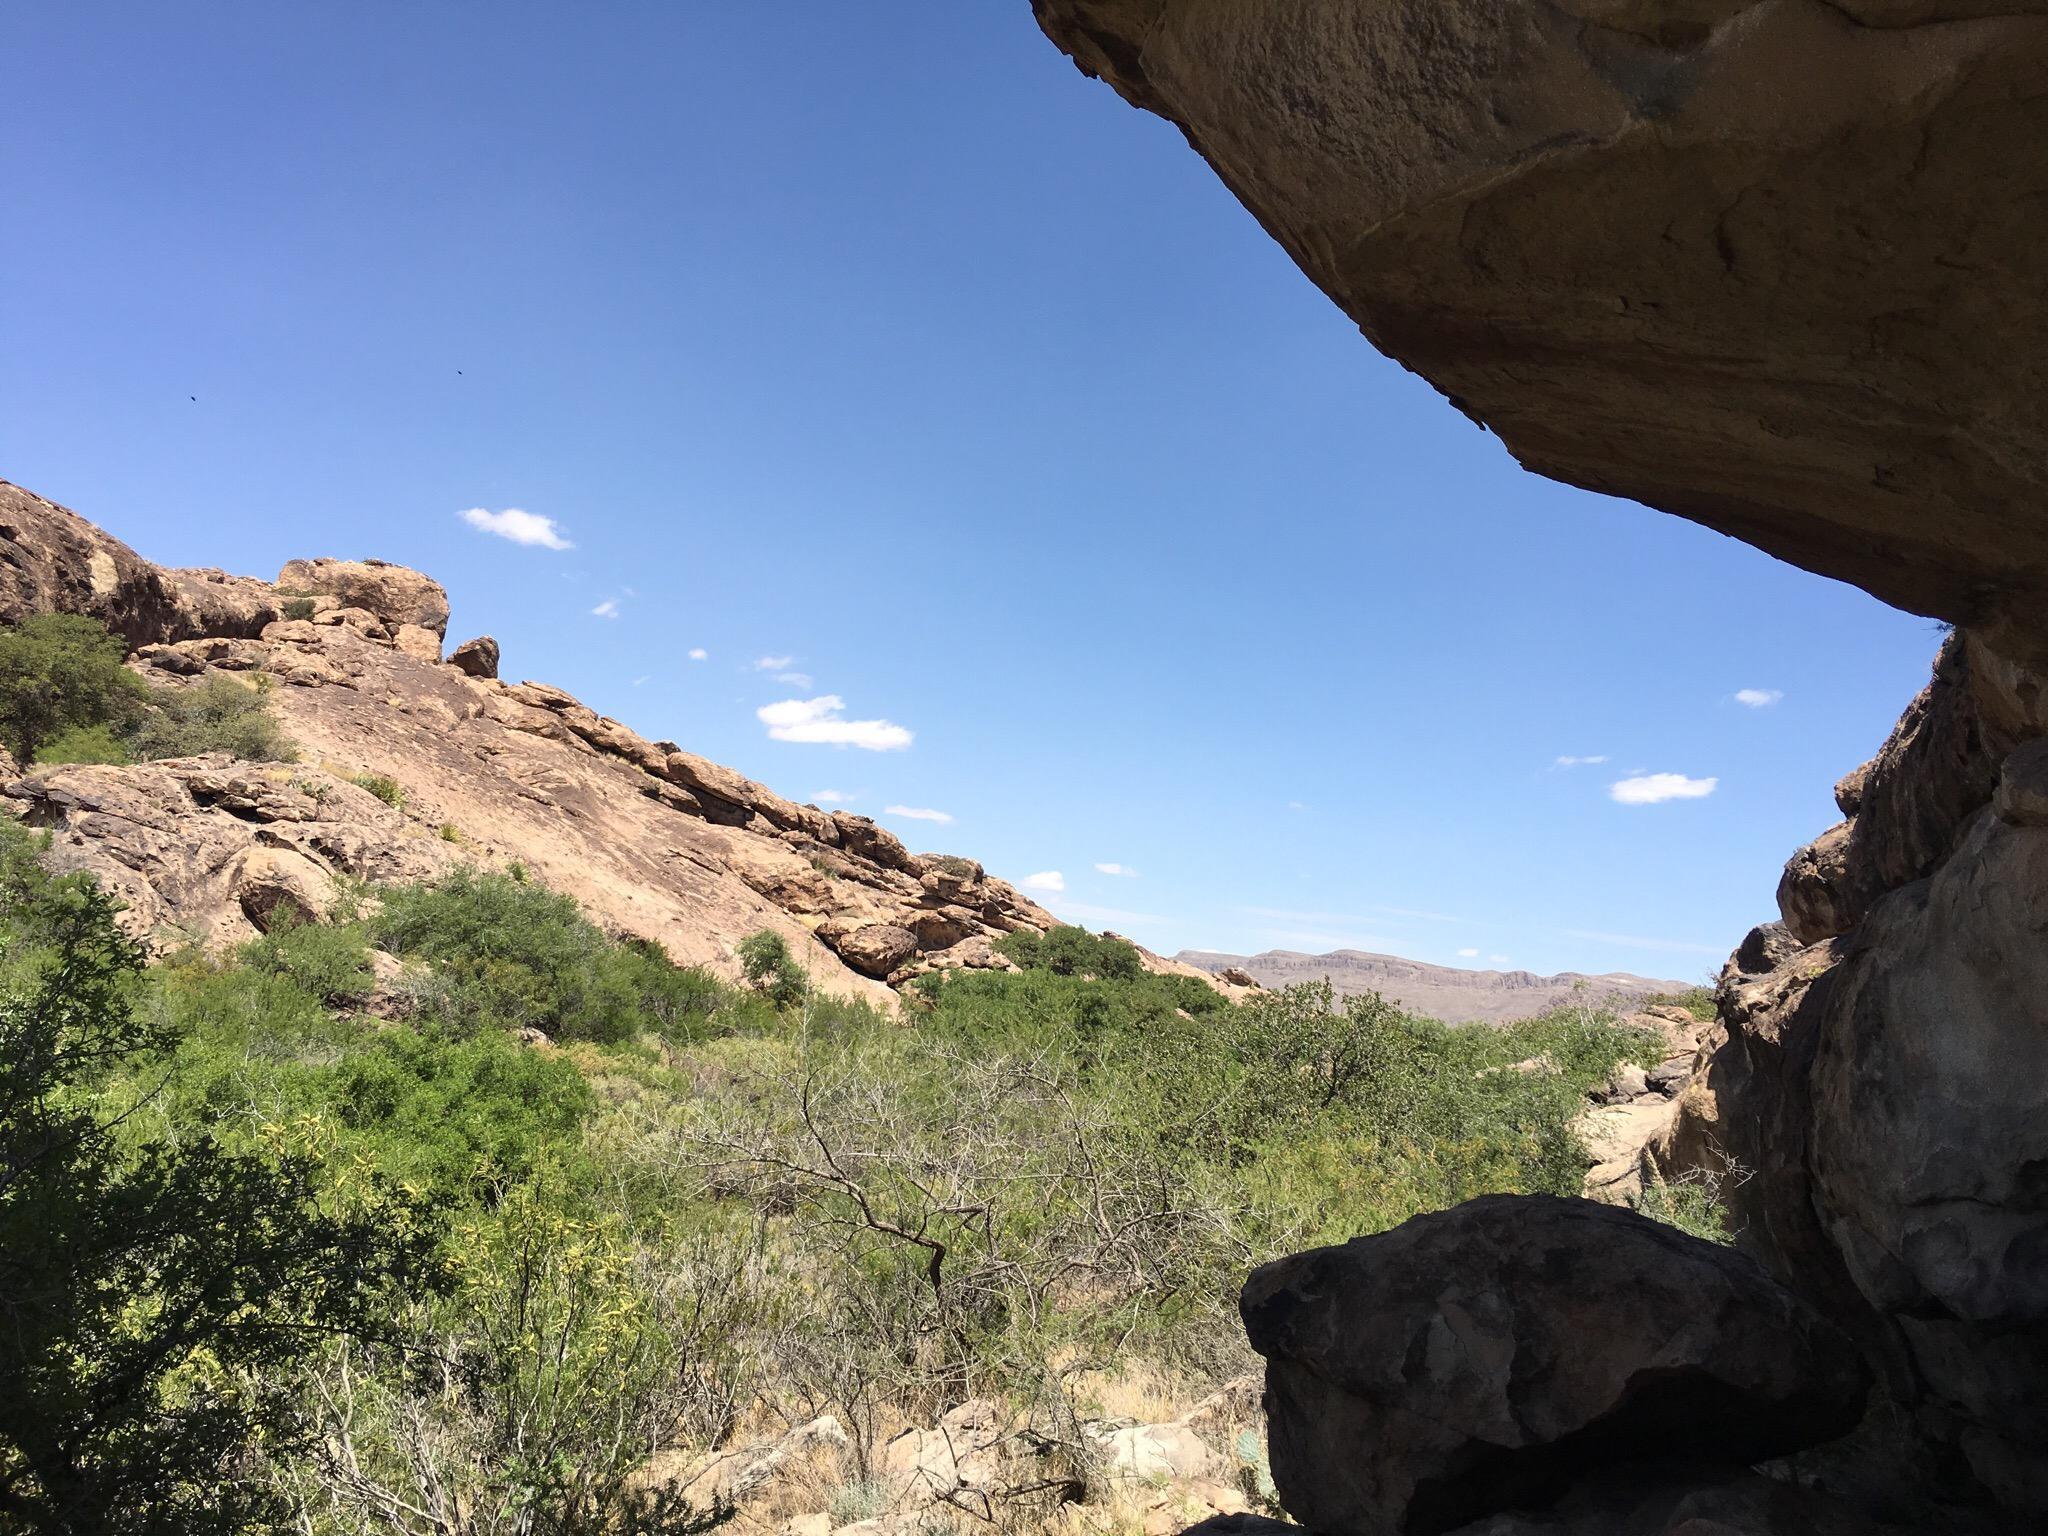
1240, 1196, 1869, 1536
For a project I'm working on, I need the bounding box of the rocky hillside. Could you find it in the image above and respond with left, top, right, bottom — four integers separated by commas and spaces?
0, 479, 1061, 1005
1177, 948, 1685, 1024
1035, 2, 2048, 1529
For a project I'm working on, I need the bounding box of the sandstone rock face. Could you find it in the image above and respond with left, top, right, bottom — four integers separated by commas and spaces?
2, 757, 449, 949
1033, 2, 2048, 667
0, 480, 185, 646
276, 556, 450, 637
1241, 1196, 1869, 1536
0, 490, 1067, 1006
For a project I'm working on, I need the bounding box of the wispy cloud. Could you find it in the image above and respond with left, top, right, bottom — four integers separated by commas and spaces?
688, 648, 708, 662
1489, 953, 1511, 964
591, 599, 620, 619
812, 789, 853, 804
1610, 772, 1717, 805
885, 804, 952, 824
758, 696, 913, 752
1456, 947, 1480, 958
631, 676, 649, 687
774, 672, 814, 689
1286, 800, 1307, 813
460, 507, 573, 551
1733, 688, 1783, 708
1093, 862, 1138, 878
1239, 904, 1459, 927
1554, 754, 1610, 768
1563, 928, 1726, 956
1019, 871, 1066, 893
1047, 899, 1169, 928
753, 655, 794, 672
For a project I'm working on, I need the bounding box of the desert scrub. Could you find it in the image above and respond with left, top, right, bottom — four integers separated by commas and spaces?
350, 770, 406, 807
738, 928, 807, 1006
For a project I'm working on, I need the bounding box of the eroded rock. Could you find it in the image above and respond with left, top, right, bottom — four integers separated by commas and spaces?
1241, 1196, 1869, 1536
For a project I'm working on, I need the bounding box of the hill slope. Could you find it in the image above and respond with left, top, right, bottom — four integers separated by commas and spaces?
1176, 947, 1688, 1024
0, 479, 1060, 1004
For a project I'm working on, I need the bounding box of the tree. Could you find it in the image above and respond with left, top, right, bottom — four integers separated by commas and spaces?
737, 929, 806, 1006
0, 614, 148, 765
0, 824, 443, 1532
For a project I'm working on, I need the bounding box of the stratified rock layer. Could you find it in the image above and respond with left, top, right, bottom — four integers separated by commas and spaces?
1033, 1, 2048, 666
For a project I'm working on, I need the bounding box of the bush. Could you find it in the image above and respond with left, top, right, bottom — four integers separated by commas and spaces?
281, 597, 317, 621
126, 673, 297, 762
738, 928, 806, 1006
0, 820, 440, 1532
349, 771, 405, 807
0, 614, 148, 764
376, 867, 721, 1045
998, 924, 1143, 981
35, 722, 133, 766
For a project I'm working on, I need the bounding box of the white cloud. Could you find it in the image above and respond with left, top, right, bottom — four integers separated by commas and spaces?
631, 675, 649, 687
758, 696, 913, 752
459, 507, 573, 551
1046, 899, 1168, 928
1610, 772, 1718, 805
1563, 928, 1726, 956
1489, 954, 1511, 964
1020, 870, 1066, 893
1554, 754, 1610, 768
1456, 947, 1480, 958
885, 804, 952, 824
774, 671, 814, 689
591, 599, 620, 619
1734, 688, 1783, 708
688, 648, 708, 662
1286, 800, 1307, 812
753, 655, 795, 672
1093, 862, 1138, 878
812, 789, 852, 804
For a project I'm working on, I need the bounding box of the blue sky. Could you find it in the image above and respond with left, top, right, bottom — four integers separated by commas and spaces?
0, 4, 1938, 980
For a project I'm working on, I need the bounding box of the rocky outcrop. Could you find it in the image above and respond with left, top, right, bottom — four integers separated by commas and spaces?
1032, 2, 2048, 668
0, 488, 1062, 1004
1241, 1197, 1869, 1536
1034, 7, 2048, 1523
276, 556, 450, 637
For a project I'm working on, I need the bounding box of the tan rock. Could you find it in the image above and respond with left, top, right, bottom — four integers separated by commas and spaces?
393, 623, 442, 663
277, 556, 450, 637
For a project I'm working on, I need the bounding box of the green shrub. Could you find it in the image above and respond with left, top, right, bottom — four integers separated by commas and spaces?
349, 771, 405, 807
0, 613, 148, 764
281, 597, 317, 622
737, 928, 806, 1006
0, 819, 440, 1532
376, 867, 718, 1045
438, 821, 462, 842
127, 673, 297, 762
35, 722, 133, 766
998, 924, 1143, 981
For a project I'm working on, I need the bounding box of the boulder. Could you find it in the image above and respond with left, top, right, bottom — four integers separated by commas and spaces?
277, 556, 450, 637
821, 921, 918, 979
448, 634, 500, 679
1240, 1196, 1869, 1536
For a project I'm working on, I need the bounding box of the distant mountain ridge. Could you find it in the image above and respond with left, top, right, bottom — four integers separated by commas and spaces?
1176, 947, 1691, 1025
